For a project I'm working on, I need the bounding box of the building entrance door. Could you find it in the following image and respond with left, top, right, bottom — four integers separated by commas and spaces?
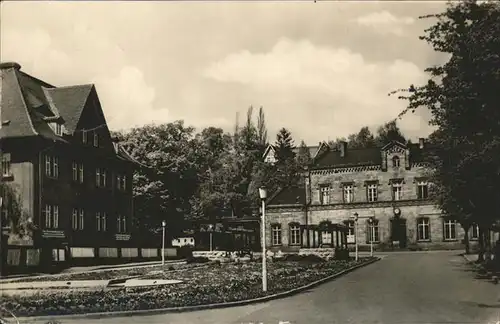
390, 218, 407, 248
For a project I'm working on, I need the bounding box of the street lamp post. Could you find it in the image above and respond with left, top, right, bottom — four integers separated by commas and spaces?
259, 187, 268, 292
353, 212, 359, 261
368, 217, 374, 257
161, 220, 166, 266
208, 224, 214, 252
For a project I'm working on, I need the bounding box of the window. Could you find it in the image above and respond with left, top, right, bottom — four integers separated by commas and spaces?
392, 180, 403, 201
117, 214, 127, 233
43, 204, 59, 229
52, 249, 65, 262
417, 218, 430, 241
417, 181, 428, 199
367, 183, 378, 202
79, 164, 84, 183
321, 231, 332, 245
470, 224, 479, 240
271, 224, 282, 246
93, 131, 99, 147
346, 220, 355, 244
96, 168, 107, 187
443, 219, 457, 241
53, 123, 63, 136
45, 155, 59, 178
79, 209, 84, 230
72, 208, 78, 230
82, 130, 88, 144
1, 153, 12, 177
392, 156, 400, 168
96, 212, 107, 232
72, 162, 77, 181
117, 174, 127, 191
72, 208, 84, 230
367, 219, 380, 243
343, 184, 354, 203
320, 185, 331, 205
72, 162, 84, 182
289, 224, 301, 245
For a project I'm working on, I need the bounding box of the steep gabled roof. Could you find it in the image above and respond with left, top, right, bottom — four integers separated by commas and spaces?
0, 63, 39, 139
262, 145, 276, 158
263, 143, 321, 160
312, 140, 429, 169
44, 84, 93, 134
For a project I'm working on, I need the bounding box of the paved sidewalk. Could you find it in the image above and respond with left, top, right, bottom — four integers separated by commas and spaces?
463, 253, 479, 263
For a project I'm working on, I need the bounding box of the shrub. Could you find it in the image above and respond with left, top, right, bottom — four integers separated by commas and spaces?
186, 256, 210, 264
282, 254, 325, 263
177, 246, 194, 259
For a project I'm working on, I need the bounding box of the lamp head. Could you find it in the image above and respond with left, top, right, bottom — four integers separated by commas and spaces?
259, 187, 267, 200
162, 220, 166, 227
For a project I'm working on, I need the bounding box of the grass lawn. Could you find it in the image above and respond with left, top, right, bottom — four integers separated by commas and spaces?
0, 257, 376, 317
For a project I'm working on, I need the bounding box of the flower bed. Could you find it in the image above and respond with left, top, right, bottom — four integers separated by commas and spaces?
1, 263, 205, 283
0, 257, 376, 317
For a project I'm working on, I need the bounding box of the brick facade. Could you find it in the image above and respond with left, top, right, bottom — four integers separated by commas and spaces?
265, 140, 479, 252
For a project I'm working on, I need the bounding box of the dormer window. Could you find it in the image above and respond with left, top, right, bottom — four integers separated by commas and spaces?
51, 122, 63, 136
392, 156, 400, 168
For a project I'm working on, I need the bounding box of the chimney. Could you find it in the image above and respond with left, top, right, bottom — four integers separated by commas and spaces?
419, 138, 425, 149
339, 141, 347, 157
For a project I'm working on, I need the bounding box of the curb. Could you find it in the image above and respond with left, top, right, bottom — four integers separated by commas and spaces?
13, 257, 380, 323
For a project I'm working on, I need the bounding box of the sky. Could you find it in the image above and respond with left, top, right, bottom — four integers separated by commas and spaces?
1, 1, 448, 145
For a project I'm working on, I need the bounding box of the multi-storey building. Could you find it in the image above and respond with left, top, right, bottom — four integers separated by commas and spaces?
0, 62, 138, 270
265, 139, 481, 252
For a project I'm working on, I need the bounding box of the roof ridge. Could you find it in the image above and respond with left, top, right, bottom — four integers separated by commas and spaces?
47, 84, 94, 90
13, 69, 39, 136
18, 71, 56, 88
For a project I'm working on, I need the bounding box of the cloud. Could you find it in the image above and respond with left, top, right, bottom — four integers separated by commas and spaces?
92, 66, 170, 130
204, 38, 434, 142
354, 10, 415, 36
1, 25, 170, 131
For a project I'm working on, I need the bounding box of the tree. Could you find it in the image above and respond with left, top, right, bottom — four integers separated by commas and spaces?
374, 120, 406, 146
191, 127, 232, 221
297, 140, 312, 167
347, 126, 376, 149
256, 106, 268, 153
274, 128, 296, 163
117, 121, 201, 237
393, 0, 500, 259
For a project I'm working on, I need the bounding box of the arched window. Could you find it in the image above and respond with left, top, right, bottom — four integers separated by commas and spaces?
392, 156, 400, 168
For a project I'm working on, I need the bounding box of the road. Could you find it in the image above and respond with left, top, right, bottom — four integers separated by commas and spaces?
29, 251, 500, 324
